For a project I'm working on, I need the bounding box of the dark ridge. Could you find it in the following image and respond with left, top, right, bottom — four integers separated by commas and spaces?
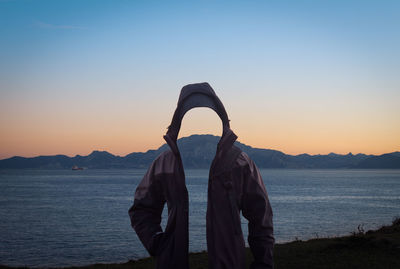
0, 134, 399, 169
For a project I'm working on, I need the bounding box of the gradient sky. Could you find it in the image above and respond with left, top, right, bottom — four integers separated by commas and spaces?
1, 0, 399, 159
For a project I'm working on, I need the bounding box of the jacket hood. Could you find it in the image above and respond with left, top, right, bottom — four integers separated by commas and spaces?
164, 82, 236, 155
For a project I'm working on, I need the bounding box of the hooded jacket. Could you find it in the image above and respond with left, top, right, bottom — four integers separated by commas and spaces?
128, 83, 274, 269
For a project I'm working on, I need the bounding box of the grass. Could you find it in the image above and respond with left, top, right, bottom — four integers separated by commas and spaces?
2, 217, 400, 269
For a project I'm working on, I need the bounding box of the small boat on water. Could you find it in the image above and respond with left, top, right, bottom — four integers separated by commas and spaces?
71, 165, 84, 170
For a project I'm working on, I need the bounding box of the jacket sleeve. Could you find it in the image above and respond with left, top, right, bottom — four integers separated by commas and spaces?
241, 155, 274, 269
128, 160, 165, 256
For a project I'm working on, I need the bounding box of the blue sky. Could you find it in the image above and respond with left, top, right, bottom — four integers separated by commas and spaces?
2, 0, 399, 85
0, 0, 399, 158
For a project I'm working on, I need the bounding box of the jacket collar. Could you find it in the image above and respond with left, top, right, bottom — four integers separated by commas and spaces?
217, 128, 238, 154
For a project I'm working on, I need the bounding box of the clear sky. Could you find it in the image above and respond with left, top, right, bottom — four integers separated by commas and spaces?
1, 0, 399, 159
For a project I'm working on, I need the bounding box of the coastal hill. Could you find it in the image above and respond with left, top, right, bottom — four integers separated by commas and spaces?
1, 134, 399, 169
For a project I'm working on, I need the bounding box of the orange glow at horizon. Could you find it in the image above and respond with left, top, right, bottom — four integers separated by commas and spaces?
1, 102, 399, 159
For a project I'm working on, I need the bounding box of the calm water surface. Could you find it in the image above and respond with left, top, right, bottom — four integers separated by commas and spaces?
0, 169, 399, 267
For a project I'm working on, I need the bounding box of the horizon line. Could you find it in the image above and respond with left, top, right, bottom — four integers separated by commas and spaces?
1, 134, 399, 161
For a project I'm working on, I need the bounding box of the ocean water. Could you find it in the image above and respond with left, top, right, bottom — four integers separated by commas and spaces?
0, 169, 399, 268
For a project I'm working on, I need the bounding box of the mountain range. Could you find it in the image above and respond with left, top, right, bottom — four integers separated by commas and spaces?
1, 134, 399, 169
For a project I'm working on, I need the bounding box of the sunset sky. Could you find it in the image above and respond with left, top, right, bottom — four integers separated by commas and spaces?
1, 0, 399, 159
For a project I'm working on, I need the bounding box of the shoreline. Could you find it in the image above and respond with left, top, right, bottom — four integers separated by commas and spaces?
2, 218, 399, 269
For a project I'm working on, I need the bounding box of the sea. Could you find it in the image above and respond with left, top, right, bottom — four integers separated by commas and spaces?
0, 169, 399, 268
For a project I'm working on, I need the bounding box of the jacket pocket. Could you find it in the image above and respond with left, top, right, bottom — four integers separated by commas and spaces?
155, 232, 172, 257
154, 233, 176, 269
149, 232, 164, 256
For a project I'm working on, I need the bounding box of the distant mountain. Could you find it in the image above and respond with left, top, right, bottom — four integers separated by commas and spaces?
0, 150, 124, 169
353, 153, 400, 169
0, 135, 399, 169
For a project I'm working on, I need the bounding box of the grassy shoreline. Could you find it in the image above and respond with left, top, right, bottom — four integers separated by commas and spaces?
2, 218, 399, 269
